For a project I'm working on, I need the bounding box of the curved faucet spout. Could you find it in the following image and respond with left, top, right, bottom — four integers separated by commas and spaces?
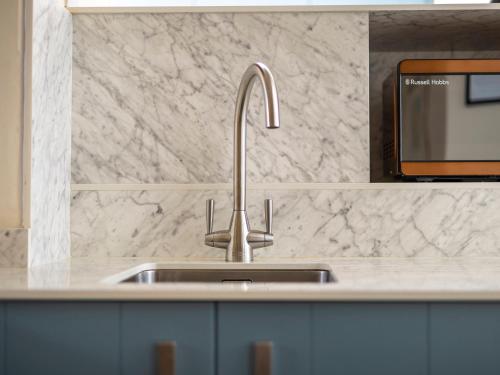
205, 62, 280, 263
233, 62, 280, 211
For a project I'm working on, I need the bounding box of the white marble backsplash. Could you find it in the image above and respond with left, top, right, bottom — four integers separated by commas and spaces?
70, 10, 500, 260
72, 12, 369, 184
29, 0, 72, 267
71, 187, 500, 259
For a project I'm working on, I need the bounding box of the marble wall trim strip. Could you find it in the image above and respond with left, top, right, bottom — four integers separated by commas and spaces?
71, 182, 500, 191
28, 0, 72, 267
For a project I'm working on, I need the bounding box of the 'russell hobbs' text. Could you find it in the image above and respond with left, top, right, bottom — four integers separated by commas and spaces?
405, 78, 450, 86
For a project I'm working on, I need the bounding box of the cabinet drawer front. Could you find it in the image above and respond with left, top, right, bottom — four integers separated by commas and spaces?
218, 303, 311, 375
6, 302, 120, 375
430, 303, 500, 375
121, 302, 215, 375
312, 303, 427, 375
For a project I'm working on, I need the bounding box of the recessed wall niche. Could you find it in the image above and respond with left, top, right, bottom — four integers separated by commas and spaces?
369, 10, 500, 182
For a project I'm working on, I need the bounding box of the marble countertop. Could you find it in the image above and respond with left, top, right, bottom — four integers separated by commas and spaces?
2, 257, 500, 300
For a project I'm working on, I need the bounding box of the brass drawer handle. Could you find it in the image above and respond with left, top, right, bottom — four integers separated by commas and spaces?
156, 341, 176, 375
253, 341, 273, 375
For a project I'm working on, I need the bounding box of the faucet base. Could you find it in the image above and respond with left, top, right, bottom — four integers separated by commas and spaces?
204, 205, 274, 263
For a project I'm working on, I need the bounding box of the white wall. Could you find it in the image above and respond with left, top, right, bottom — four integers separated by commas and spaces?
0, 0, 25, 228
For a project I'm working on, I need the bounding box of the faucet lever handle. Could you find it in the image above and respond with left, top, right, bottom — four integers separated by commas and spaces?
264, 199, 273, 234
206, 199, 214, 234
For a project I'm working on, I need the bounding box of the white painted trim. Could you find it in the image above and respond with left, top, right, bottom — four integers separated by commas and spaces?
66, 2, 500, 13
21, 0, 32, 229
71, 182, 500, 191
72, 183, 233, 191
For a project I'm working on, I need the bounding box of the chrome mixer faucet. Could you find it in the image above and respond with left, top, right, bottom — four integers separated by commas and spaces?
204, 62, 280, 262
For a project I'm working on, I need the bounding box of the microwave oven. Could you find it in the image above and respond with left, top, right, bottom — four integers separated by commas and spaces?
386, 59, 500, 180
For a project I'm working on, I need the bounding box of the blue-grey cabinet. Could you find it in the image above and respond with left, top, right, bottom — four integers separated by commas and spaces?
312, 303, 428, 375
5, 301, 500, 375
121, 302, 215, 375
0, 303, 5, 374
5, 302, 120, 375
430, 303, 500, 375
218, 303, 310, 375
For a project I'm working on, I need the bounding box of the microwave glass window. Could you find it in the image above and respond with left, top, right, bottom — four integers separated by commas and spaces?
468, 75, 500, 104
400, 74, 500, 161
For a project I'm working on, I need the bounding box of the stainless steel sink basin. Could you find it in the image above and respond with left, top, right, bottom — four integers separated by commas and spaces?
121, 268, 334, 284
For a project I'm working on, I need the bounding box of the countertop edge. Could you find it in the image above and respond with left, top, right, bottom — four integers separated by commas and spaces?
3, 289, 500, 301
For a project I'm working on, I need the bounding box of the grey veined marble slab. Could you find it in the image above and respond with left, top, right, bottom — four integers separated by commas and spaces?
71, 188, 500, 259
72, 12, 369, 184
0, 229, 28, 268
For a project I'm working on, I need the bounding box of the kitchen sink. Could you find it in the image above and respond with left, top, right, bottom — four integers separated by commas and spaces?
120, 267, 334, 284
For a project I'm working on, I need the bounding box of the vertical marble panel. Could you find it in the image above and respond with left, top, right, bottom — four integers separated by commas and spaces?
72, 12, 369, 184
0, 229, 28, 268
29, 0, 72, 267
71, 188, 500, 259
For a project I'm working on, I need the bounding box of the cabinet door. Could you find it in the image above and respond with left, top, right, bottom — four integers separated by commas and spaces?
121, 302, 215, 375
312, 303, 427, 375
430, 303, 500, 375
0, 303, 4, 373
6, 302, 120, 375
218, 303, 311, 375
